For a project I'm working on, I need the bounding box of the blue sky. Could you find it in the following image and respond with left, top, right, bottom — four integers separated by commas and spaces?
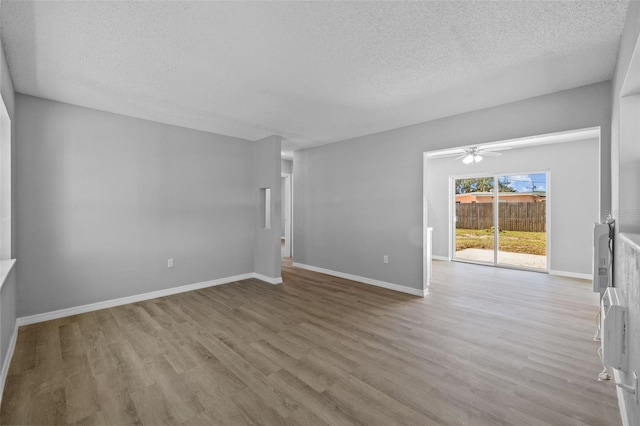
503, 173, 546, 193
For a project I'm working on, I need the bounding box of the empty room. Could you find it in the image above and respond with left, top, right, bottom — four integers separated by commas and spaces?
0, 1, 639, 425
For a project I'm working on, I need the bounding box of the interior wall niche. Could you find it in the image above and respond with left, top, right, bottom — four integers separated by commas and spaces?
259, 187, 271, 229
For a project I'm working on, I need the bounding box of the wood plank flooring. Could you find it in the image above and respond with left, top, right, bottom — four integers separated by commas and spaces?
1, 260, 621, 425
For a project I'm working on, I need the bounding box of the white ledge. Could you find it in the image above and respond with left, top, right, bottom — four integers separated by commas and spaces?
620, 232, 640, 253
0, 259, 16, 291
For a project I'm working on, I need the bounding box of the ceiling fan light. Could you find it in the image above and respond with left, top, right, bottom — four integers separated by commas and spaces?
474, 154, 483, 163
462, 154, 474, 164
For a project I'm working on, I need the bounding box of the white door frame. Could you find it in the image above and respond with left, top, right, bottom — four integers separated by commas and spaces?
449, 170, 550, 273
282, 173, 292, 257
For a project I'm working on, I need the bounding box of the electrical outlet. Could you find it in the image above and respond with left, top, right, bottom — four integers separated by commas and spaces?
383, 255, 389, 264
168, 258, 174, 268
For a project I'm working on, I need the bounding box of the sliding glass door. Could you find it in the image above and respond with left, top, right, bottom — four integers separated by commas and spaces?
454, 177, 495, 264
496, 174, 547, 270
453, 173, 548, 271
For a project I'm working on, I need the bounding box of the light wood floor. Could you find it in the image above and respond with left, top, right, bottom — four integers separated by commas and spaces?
1, 261, 621, 425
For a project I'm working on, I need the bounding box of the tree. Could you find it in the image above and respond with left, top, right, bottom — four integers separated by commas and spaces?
498, 176, 517, 193
455, 178, 492, 194
455, 177, 516, 194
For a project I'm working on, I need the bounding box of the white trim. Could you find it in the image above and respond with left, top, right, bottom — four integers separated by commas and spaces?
16, 272, 284, 326
0, 93, 11, 261
17, 273, 257, 326
619, 232, 640, 253
613, 369, 630, 426
423, 153, 429, 291
546, 170, 552, 273
292, 262, 427, 297
0, 323, 18, 406
432, 255, 450, 261
620, 28, 640, 97
426, 127, 600, 158
254, 273, 282, 285
548, 269, 592, 281
0, 259, 16, 291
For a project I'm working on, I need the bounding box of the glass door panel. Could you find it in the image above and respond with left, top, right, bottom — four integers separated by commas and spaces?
454, 177, 495, 264
496, 174, 547, 270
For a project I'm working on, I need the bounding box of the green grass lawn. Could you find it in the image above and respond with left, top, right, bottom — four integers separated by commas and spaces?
455, 228, 546, 255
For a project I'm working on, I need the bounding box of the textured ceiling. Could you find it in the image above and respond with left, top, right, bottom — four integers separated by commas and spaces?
0, 1, 630, 153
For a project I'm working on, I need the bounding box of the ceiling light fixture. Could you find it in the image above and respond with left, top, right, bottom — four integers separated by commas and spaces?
456, 146, 500, 164
462, 153, 483, 164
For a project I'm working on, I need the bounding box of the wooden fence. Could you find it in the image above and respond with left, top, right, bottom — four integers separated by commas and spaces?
455, 202, 546, 232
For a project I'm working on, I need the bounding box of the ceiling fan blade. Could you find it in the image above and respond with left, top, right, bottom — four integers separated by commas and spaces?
454, 153, 469, 160
479, 151, 501, 156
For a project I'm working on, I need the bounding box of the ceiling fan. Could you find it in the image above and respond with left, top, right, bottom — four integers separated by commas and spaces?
454, 146, 502, 164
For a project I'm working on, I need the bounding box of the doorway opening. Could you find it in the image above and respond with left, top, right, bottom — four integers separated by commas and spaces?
281, 173, 292, 258
452, 172, 548, 271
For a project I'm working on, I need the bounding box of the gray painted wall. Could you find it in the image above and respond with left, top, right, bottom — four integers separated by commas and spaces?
15, 94, 257, 316
294, 82, 612, 290
427, 138, 600, 275
253, 136, 281, 279
611, 1, 640, 424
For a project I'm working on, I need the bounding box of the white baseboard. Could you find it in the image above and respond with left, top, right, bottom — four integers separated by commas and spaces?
254, 273, 282, 285
292, 262, 426, 297
0, 322, 18, 407
432, 255, 449, 261
16, 272, 281, 327
548, 269, 591, 281
613, 369, 630, 426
